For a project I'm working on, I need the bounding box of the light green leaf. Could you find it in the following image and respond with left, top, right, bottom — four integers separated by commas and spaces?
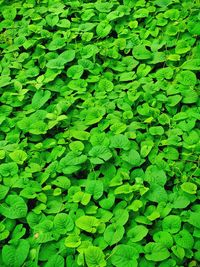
162, 215, 181, 234
76, 216, 99, 233
89, 146, 112, 163
0, 195, 27, 219
181, 182, 197, 194
149, 126, 164, 135
96, 21, 112, 38
140, 140, 154, 157
85, 180, 104, 200
132, 45, 152, 60
114, 184, 133, 195
44, 255, 64, 267
65, 234, 81, 248
98, 78, 114, 92
122, 149, 141, 166
0, 185, 9, 200
2, 239, 30, 267
111, 245, 139, 267
145, 242, 170, 262
9, 150, 27, 165
85, 246, 106, 267
31, 90, 51, 110
104, 224, 124, 246
174, 229, 194, 249
181, 59, 200, 70
127, 225, 148, 242
67, 65, 84, 79
53, 213, 74, 234
48, 37, 65, 51
110, 134, 130, 150
153, 231, 173, 248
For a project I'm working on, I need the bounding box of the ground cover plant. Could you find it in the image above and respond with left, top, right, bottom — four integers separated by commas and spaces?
0, 0, 200, 266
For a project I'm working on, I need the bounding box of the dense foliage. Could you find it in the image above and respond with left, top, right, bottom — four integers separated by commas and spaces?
0, 0, 200, 266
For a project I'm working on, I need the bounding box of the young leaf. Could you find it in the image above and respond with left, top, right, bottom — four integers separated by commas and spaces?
75, 216, 99, 233
145, 242, 170, 261
174, 229, 194, 249
111, 245, 139, 267
104, 224, 124, 246
96, 21, 112, 38
2, 239, 30, 267
110, 134, 130, 150
31, 90, 51, 110
53, 213, 74, 234
44, 255, 64, 267
9, 150, 27, 165
127, 225, 148, 242
181, 182, 197, 195
132, 45, 152, 60
162, 215, 181, 234
0, 195, 27, 219
85, 180, 104, 200
84, 246, 106, 267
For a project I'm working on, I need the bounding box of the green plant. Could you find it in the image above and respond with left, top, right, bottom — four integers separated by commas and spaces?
0, 0, 199, 266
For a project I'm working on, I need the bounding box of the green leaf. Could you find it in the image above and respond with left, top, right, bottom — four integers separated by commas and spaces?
31, 90, 51, 110
0, 195, 27, 219
75, 216, 99, 233
162, 215, 181, 234
174, 229, 194, 249
145, 165, 167, 186
0, 162, 18, 177
98, 78, 114, 92
188, 211, 200, 229
121, 149, 141, 166
96, 21, 112, 38
2, 7, 17, 20
89, 146, 112, 164
155, 0, 172, 7
53, 213, 74, 234
0, 76, 11, 87
85, 180, 104, 200
46, 57, 66, 69
114, 184, 133, 195
111, 245, 139, 267
171, 245, 185, 260
0, 185, 9, 200
73, 191, 91, 205
153, 231, 173, 248
127, 225, 148, 242
44, 255, 64, 267
48, 37, 65, 51
140, 140, 154, 157
132, 45, 152, 60
149, 126, 164, 135
65, 234, 81, 248
112, 209, 129, 226
33, 220, 54, 243
173, 195, 190, 209
9, 150, 28, 165
104, 224, 124, 246
67, 65, 84, 79
47, 50, 75, 69
176, 71, 197, 86
145, 242, 170, 262
181, 59, 200, 70
60, 152, 87, 165
84, 246, 106, 267
2, 239, 30, 267
84, 107, 105, 125
110, 134, 130, 150
181, 182, 197, 194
